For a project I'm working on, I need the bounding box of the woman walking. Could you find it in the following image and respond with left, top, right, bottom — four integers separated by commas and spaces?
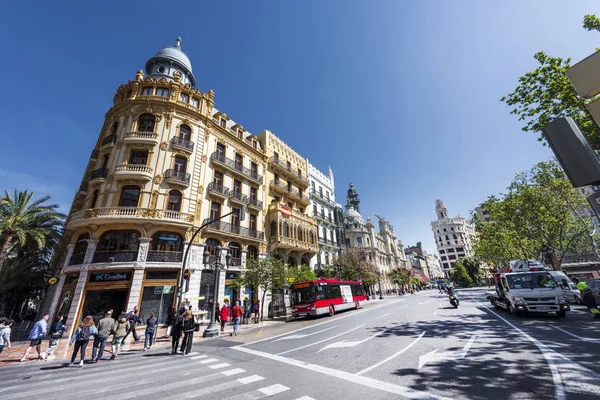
220, 303, 229, 333
68, 315, 97, 367
144, 312, 158, 350
110, 312, 129, 360
181, 310, 195, 355
171, 308, 185, 354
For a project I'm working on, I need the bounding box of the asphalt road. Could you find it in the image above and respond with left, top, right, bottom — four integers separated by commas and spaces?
2, 288, 600, 400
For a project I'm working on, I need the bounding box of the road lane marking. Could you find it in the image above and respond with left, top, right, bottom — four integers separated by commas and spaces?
433, 311, 438, 316
380, 313, 390, 318
277, 325, 366, 355
258, 384, 290, 396
233, 345, 452, 400
552, 326, 600, 343
222, 368, 246, 376
199, 358, 219, 364
273, 326, 337, 342
356, 331, 426, 376
239, 299, 403, 347
418, 335, 477, 370
238, 375, 265, 384
469, 295, 566, 400
318, 329, 389, 352
209, 363, 231, 369
192, 355, 208, 360
295, 397, 316, 400
417, 301, 430, 305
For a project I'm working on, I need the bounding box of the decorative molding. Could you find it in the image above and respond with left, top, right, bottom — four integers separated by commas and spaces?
160, 141, 168, 151
201, 155, 207, 163
153, 175, 163, 185
150, 191, 159, 209
165, 114, 173, 129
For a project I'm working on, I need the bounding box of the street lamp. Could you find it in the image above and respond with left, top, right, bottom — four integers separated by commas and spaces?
202, 245, 232, 338
378, 273, 384, 300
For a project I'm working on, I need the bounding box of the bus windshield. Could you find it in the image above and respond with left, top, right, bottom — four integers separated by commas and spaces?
506, 272, 558, 289
291, 284, 315, 305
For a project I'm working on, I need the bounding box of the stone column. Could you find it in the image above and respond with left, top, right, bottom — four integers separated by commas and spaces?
186, 243, 204, 311
63, 244, 75, 268
126, 264, 145, 311
83, 239, 97, 265
66, 267, 89, 337
241, 250, 248, 268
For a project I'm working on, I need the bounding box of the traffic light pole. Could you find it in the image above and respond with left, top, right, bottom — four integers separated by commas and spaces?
177, 208, 241, 312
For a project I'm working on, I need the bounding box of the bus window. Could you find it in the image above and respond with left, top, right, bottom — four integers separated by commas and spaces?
351, 284, 364, 297
291, 284, 315, 305
316, 284, 326, 300
326, 285, 341, 300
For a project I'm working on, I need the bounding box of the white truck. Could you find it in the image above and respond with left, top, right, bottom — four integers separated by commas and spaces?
487, 259, 570, 317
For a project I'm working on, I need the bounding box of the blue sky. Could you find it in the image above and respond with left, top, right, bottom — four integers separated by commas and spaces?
0, 1, 598, 253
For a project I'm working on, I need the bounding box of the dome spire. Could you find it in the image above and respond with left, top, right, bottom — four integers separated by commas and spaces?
176, 36, 182, 48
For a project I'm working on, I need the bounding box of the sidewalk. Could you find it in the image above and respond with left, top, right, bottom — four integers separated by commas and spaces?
0, 318, 283, 367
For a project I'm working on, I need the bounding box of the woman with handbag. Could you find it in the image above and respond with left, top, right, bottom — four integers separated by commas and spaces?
180, 310, 196, 355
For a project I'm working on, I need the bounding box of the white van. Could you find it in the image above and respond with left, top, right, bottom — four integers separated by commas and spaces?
548, 271, 582, 304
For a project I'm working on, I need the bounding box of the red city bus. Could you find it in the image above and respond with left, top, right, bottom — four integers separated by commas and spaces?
290, 279, 367, 318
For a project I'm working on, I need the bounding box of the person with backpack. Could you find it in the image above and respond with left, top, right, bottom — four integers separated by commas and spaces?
110, 312, 129, 360
68, 315, 97, 367
91, 310, 114, 363
121, 306, 141, 344
0, 318, 13, 356
170, 308, 185, 354
144, 312, 158, 351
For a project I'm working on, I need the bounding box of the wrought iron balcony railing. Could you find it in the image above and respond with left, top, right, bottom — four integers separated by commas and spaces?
202, 219, 264, 240
92, 250, 138, 264
229, 190, 249, 204
171, 136, 194, 151
270, 157, 307, 181
248, 197, 263, 209
101, 135, 117, 146
147, 250, 183, 263
210, 152, 263, 184
164, 169, 191, 184
207, 182, 230, 197
90, 168, 109, 180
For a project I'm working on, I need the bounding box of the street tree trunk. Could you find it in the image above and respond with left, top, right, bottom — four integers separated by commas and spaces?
0, 236, 13, 275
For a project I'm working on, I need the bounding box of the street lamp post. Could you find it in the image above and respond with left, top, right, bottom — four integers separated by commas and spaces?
202, 246, 231, 338
378, 274, 384, 300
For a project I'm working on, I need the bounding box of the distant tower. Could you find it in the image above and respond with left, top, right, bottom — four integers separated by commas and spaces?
435, 199, 448, 220
347, 183, 360, 213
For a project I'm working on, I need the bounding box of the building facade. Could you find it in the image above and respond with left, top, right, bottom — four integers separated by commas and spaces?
431, 199, 475, 276
307, 162, 340, 270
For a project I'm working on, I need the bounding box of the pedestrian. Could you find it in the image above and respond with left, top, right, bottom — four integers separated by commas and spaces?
573, 278, 600, 319
121, 306, 141, 344
0, 318, 13, 355
20, 314, 49, 362
215, 303, 221, 323
164, 306, 175, 338
243, 297, 251, 324
144, 312, 158, 351
230, 301, 242, 336
45, 315, 67, 361
253, 301, 260, 323
68, 315, 97, 367
180, 310, 195, 355
110, 312, 129, 360
183, 298, 191, 310
220, 303, 229, 332
171, 308, 185, 354
92, 310, 114, 363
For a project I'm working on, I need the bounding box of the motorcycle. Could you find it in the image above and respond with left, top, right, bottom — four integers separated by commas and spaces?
449, 295, 459, 308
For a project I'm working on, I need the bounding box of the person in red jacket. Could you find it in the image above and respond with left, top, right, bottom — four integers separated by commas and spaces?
219, 304, 229, 333
230, 301, 243, 336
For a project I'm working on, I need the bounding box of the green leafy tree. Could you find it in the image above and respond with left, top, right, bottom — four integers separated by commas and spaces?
239, 257, 287, 322
288, 264, 317, 284
501, 16, 600, 150
455, 257, 482, 284
451, 263, 473, 287
0, 190, 65, 275
332, 248, 379, 285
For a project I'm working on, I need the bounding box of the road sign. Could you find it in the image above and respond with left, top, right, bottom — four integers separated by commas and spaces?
288, 277, 295, 283
183, 269, 191, 280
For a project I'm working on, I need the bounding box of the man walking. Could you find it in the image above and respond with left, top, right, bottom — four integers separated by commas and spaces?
230, 301, 243, 336
92, 310, 115, 362
20, 314, 49, 362
121, 306, 141, 344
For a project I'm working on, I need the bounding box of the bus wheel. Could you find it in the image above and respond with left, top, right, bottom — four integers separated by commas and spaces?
355, 300, 360, 310
329, 304, 335, 316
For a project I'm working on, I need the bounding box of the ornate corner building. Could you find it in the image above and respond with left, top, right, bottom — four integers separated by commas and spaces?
48, 39, 322, 331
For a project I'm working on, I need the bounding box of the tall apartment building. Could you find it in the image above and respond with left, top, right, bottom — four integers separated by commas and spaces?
256, 130, 319, 266
431, 199, 475, 275
307, 162, 340, 270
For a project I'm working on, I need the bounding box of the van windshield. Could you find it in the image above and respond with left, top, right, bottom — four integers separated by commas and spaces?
506, 272, 558, 289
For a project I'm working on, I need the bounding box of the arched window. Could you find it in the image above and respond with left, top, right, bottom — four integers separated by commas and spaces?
93, 230, 140, 263
270, 221, 277, 237
297, 227, 303, 242
247, 245, 258, 260
366, 237, 371, 246
149, 232, 183, 262
167, 190, 182, 211
142, 87, 153, 95
90, 189, 99, 208
283, 222, 289, 237
119, 186, 140, 207
111, 122, 119, 136
179, 125, 191, 140
69, 233, 89, 265
138, 114, 155, 133
229, 242, 241, 266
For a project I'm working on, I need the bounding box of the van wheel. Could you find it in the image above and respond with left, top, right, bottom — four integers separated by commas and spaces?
328, 304, 335, 316
556, 310, 566, 318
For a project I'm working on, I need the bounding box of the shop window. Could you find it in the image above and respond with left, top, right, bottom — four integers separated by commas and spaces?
138, 114, 155, 132
119, 186, 140, 207
167, 190, 182, 211
151, 232, 183, 252
139, 285, 175, 325
145, 270, 178, 280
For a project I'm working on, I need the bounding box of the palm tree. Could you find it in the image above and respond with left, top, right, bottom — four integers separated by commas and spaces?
0, 190, 65, 275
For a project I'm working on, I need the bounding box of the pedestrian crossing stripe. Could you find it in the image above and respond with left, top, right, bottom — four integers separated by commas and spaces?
199, 357, 219, 364
222, 368, 246, 376
209, 363, 231, 369
258, 384, 290, 395
238, 375, 265, 384
191, 355, 208, 359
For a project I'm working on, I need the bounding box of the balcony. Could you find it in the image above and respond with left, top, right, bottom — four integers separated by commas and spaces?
101, 134, 117, 148
229, 190, 249, 205
269, 157, 308, 186
124, 131, 159, 146
207, 182, 229, 199
164, 169, 191, 188
312, 211, 335, 225
114, 164, 153, 181
92, 250, 138, 264
310, 189, 334, 206
202, 219, 264, 241
248, 197, 263, 211
229, 257, 242, 267
79, 181, 89, 193
270, 235, 319, 253
171, 136, 194, 153
210, 152, 263, 184
67, 207, 194, 229
147, 251, 183, 263
89, 168, 109, 184
90, 150, 99, 160
318, 237, 337, 247
270, 181, 309, 204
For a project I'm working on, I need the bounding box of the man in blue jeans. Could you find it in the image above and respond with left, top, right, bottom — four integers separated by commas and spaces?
92, 310, 114, 362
